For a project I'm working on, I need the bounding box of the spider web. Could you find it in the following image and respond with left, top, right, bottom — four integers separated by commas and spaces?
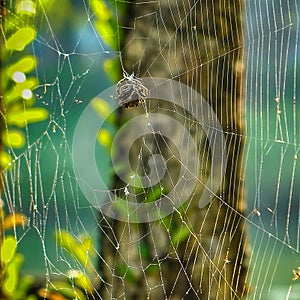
1, 0, 300, 299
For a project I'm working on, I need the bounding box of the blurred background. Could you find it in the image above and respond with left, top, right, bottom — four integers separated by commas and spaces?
1, 0, 300, 299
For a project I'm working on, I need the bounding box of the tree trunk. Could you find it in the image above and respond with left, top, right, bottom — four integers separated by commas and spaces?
100, 0, 249, 299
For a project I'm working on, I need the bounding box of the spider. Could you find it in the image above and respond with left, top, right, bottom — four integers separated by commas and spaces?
115, 73, 149, 108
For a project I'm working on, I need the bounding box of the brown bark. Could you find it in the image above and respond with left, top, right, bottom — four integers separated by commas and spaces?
100, 0, 249, 299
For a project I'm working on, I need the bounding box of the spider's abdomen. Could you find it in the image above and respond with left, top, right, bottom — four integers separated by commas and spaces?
115, 75, 149, 108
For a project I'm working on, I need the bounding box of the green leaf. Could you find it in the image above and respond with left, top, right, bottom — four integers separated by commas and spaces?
0, 150, 12, 169
26, 295, 38, 300
92, 97, 114, 120
1, 236, 17, 264
3, 253, 23, 296
6, 56, 37, 76
90, 0, 113, 21
145, 185, 163, 203
103, 58, 120, 82
95, 20, 117, 49
26, 296, 37, 300
4, 77, 38, 105
73, 271, 94, 294
139, 241, 150, 259
7, 107, 48, 127
16, 0, 37, 15
3, 130, 26, 148
13, 274, 35, 299
6, 27, 36, 51
56, 230, 93, 271
81, 235, 93, 253
49, 281, 86, 300
56, 230, 77, 253
117, 264, 138, 283
97, 128, 112, 149
171, 225, 191, 244
145, 264, 159, 275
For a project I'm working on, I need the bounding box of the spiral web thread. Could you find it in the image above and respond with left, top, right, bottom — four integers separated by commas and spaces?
1, 0, 300, 299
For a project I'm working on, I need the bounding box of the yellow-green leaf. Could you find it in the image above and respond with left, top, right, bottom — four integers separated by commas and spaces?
4, 77, 38, 105
81, 235, 93, 253
17, 0, 36, 15
7, 107, 48, 127
3, 130, 26, 148
56, 230, 77, 253
3, 253, 23, 296
90, 0, 112, 21
91, 97, 115, 122
6, 27, 36, 51
1, 236, 17, 264
103, 59, 120, 82
40, 281, 86, 300
57, 231, 93, 270
95, 20, 116, 49
72, 271, 94, 294
7, 56, 37, 76
15, 274, 35, 299
0, 151, 12, 169
97, 128, 112, 149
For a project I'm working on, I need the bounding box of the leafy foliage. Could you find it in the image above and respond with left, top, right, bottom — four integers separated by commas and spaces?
1, 0, 48, 169
0, 1, 47, 298
0, 205, 35, 299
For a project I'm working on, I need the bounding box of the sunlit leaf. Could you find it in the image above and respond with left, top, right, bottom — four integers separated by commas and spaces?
17, 0, 36, 15
103, 58, 120, 82
56, 230, 77, 253
97, 128, 112, 149
68, 270, 94, 294
6, 27, 36, 51
48, 281, 86, 300
90, 0, 112, 21
3, 130, 26, 148
3, 213, 28, 230
75, 273, 93, 293
81, 235, 94, 255
3, 253, 23, 296
7, 107, 49, 127
1, 236, 17, 264
0, 150, 12, 169
91, 0, 114, 22
92, 97, 116, 125
6, 56, 37, 76
4, 77, 38, 105
92, 97, 112, 119
56, 231, 93, 271
95, 20, 116, 49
